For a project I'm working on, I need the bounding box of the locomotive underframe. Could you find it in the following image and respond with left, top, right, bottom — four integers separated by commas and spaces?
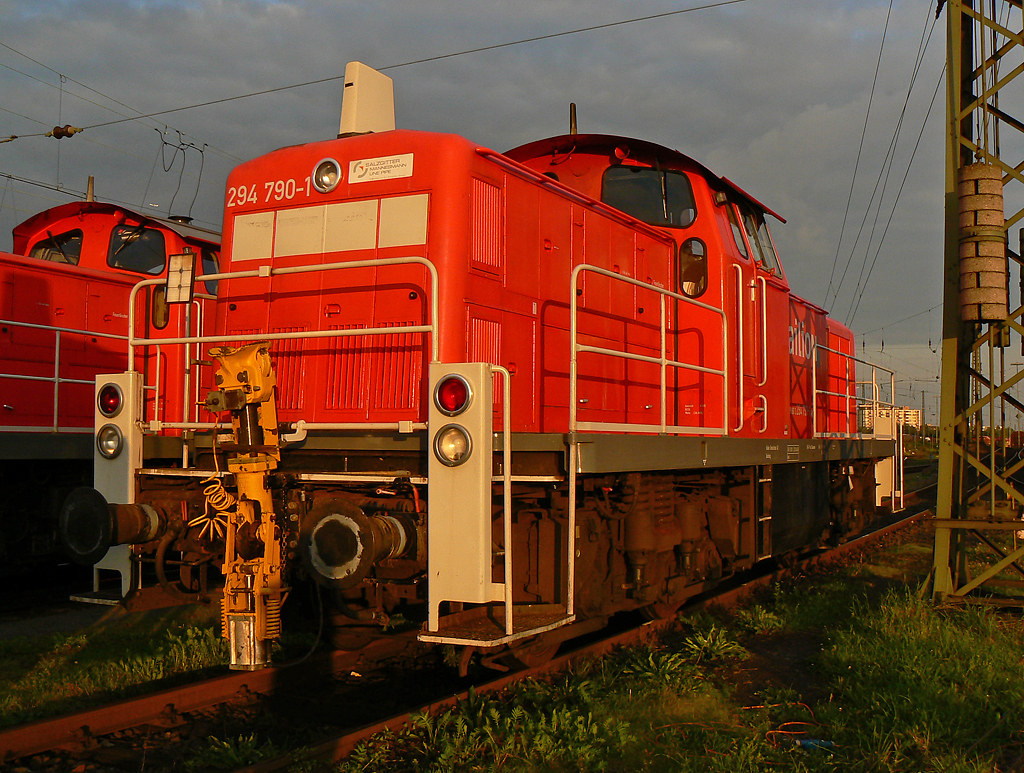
120, 430, 889, 644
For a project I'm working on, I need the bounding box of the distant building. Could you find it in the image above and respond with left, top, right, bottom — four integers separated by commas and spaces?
858, 406, 922, 431
896, 407, 922, 429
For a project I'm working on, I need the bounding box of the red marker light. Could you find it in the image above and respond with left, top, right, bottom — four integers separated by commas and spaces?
98, 384, 122, 418
435, 376, 470, 416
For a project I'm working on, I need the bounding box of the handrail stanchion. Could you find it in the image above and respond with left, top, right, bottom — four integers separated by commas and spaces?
492, 365, 514, 636
52, 330, 61, 432
660, 293, 668, 434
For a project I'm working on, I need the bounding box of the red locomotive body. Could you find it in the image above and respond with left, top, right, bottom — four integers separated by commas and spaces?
0, 200, 219, 570
65, 63, 900, 669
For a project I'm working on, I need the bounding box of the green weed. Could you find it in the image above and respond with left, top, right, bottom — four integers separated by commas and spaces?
734, 604, 786, 635
681, 624, 747, 663
184, 732, 280, 771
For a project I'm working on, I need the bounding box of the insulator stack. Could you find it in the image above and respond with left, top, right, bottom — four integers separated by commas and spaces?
958, 162, 1007, 322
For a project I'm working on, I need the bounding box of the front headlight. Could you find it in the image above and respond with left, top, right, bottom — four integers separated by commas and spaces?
96, 424, 124, 459
312, 158, 342, 193
433, 424, 471, 466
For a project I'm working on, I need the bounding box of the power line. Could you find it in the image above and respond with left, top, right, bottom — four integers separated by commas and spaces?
9, 0, 748, 135
844, 6, 940, 325
856, 303, 942, 336
846, 62, 944, 327
824, 0, 894, 311
0, 171, 221, 231
830, 0, 938, 315
0, 41, 242, 162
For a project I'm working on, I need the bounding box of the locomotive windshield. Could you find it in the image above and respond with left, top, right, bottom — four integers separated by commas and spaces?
107, 224, 167, 275
738, 207, 782, 275
29, 229, 83, 265
601, 166, 697, 228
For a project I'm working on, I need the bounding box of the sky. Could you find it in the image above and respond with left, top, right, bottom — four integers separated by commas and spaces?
0, 0, 972, 422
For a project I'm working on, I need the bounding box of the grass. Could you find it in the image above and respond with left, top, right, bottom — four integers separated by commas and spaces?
182, 732, 282, 771
3, 524, 1021, 771
0, 605, 228, 727
0, 592, 325, 730
334, 527, 1024, 772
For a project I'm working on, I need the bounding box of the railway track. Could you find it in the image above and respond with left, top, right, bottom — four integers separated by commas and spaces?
0, 505, 930, 772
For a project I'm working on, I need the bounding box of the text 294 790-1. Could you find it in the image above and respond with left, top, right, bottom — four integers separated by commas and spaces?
227, 178, 312, 208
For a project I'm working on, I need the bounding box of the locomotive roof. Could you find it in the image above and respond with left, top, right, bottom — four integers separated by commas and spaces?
504, 133, 786, 224
12, 200, 220, 253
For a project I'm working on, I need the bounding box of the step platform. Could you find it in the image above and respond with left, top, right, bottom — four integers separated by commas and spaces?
419, 603, 574, 647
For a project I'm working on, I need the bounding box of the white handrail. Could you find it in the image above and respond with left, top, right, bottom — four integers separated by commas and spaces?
0, 318, 128, 432
570, 264, 728, 436
124, 256, 440, 432
127, 256, 440, 362
812, 343, 896, 440
733, 265, 744, 432
757, 276, 769, 388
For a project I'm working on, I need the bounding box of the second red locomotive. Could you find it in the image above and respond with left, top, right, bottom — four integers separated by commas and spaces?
62, 63, 900, 669
0, 196, 219, 573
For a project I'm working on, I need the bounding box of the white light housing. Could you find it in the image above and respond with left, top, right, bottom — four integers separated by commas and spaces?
312, 158, 342, 193
96, 424, 124, 459
433, 424, 471, 466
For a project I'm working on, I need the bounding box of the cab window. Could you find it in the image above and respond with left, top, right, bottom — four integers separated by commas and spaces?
108, 224, 166, 275
726, 206, 748, 260
201, 247, 220, 295
756, 219, 782, 275
679, 238, 708, 298
602, 166, 697, 228
30, 229, 83, 265
739, 207, 781, 275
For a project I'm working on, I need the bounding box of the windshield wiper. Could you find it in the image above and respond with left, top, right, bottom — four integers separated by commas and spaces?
45, 229, 69, 263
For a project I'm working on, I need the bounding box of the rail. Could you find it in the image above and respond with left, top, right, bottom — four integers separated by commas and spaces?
569, 264, 728, 436
812, 343, 897, 440
0, 318, 128, 433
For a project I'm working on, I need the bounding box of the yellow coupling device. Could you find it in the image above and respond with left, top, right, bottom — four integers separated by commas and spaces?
204, 342, 284, 670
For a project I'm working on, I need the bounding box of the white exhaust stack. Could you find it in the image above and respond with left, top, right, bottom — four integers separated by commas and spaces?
338, 61, 395, 136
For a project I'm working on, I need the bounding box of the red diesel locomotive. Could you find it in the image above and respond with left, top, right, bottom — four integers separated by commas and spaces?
61, 63, 900, 669
0, 197, 219, 573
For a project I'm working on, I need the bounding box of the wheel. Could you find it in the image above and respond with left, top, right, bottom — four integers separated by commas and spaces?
639, 598, 685, 621
506, 633, 561, 668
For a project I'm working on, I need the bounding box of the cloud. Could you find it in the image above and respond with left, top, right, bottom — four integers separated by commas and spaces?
0, 0, 949, 362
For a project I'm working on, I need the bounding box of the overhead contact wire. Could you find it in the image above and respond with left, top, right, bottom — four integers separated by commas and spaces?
846, 63, 944, 327
844, 5, 939, 325
37, 0, 751, 133
824, 0, 895, 312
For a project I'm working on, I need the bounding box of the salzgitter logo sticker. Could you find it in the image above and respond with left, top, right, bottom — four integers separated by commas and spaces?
349, 154, 414, 183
